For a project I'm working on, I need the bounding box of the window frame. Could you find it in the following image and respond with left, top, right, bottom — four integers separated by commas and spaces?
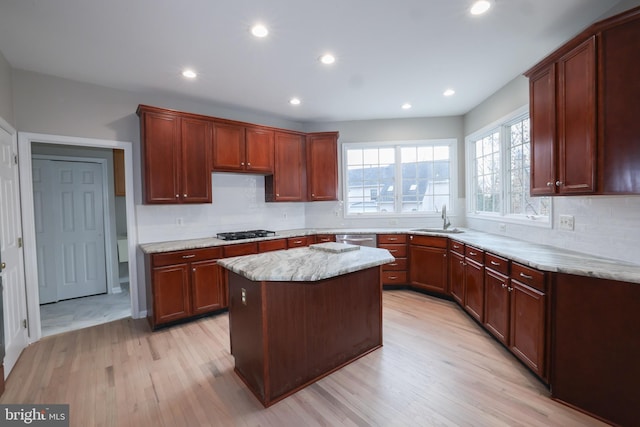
342, 138, 458, 218
466, 105, 552, 227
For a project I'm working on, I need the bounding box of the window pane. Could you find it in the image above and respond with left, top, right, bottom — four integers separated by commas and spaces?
345, 142, 453, 215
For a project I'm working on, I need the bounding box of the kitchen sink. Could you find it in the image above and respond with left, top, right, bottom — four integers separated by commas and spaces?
410, 228, 464, 234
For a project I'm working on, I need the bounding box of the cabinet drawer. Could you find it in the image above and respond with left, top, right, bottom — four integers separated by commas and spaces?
382, 271, 407, 285
152, 247, 222, 267
383, 258, 407, 271
379, 244, 407, 258
258, 238, 287, 253
223, 242, 258, 258
511, 263, 546, 292
485, 253, 509, 275
314, 234, 335, 243
465, 246, 485, 264
409, 235, 448, 248
450, 240, 465, 255
378, 234, 407, 244
287, 236, 311, 248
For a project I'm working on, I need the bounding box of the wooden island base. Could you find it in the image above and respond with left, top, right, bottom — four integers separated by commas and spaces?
228, 266, 383, 407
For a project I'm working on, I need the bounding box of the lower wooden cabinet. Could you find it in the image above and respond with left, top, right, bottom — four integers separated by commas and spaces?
408, 235, 448, 294
463, 246, 485, 322
146, 247, 224, 329
378, 234, 408, 287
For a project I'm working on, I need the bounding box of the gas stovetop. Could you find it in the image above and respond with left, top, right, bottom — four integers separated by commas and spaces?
216, 230, 275, 241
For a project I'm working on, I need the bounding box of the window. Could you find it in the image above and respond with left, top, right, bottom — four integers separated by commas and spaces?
468, 109, 550, 223
344, 140, 456, 215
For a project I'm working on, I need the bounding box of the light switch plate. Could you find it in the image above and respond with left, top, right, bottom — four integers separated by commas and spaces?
559, 214, 575, 231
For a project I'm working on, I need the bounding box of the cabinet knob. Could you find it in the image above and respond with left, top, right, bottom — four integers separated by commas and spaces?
311, 193, 315, 197
175, 194, 179, 198
556, 181, 563, 187
241, 162, 245, 166
247, 162, 251, 166
193, 268, 196, 272
501, 283, 507, 289
183, 193, 187, 197
508, 286, 513, 292
546, 181, 554, 187
276, 193, 280, 197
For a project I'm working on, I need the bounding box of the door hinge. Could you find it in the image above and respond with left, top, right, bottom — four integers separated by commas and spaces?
18, 237, 22, 248
14, 154, 18, 164
22, 319, 27, 329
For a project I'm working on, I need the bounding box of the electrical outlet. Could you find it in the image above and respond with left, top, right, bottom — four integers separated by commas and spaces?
499, 223, 506, 233
559, 214, 575, 231
176, 217, 184, 226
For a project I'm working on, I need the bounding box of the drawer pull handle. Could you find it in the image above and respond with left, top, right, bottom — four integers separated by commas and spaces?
519, 272, 533, 280
389, 263, 398, 266
468, 251, 477, 256
501, 283, 507, 289
182, 254, 196, 259
389, 249, 398, 253
388, 276, 398, 280
490, 260, 500, 266
293, 240, 302, 244
388, 237, 398, 241
508, 286, 513, 292
453, 245, 460, 249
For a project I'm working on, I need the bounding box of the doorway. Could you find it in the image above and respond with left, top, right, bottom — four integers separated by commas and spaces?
18, 132, 139, 343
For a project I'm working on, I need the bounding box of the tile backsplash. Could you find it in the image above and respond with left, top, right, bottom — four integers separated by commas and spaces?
136, 173, 305, 243
467, 195, 640, 265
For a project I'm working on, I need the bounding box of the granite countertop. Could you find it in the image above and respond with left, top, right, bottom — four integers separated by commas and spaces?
139, 227, 640, 285
217, 244, 395, 282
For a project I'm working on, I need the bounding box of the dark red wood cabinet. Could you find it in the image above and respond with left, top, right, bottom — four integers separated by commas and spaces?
378, 234, 408, 287
146, 247, 224, 329
408, 235, 448, 294
525, 6, 640, 195
212, 122, 274, 173
265, 132, 306, 202
463, 246, 484, 322
138, 106, 212, 204
306, 132, 338, 201
483, 253, 511, 344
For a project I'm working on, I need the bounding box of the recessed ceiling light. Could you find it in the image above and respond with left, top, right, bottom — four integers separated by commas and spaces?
251, 24, 269, 38
182, 69, 197, 79
443, 89, 456, 97
470, 1, 491, 15
289, 98, 301, 105
319, 54, 336, 65
401, 103, 412, 110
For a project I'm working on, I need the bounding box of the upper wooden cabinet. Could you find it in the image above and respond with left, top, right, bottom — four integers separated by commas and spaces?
306, 132, 338, 201
137, 105, 212, 204
525, 7, 640, 195
265, 132, 305, 202
212, 122, 274, 173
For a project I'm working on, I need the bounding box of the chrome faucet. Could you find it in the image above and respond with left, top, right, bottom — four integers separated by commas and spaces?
441, 204, 451, 230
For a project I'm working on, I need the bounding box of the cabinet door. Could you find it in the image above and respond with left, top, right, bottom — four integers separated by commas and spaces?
409, 245, 448, 294
191, 259, 224, 314
141, 111, 181, 203
529, 65, 557, 196
287, 236, 310, 248
213, 122, 245, 171
464, 260, 484, 322
306, 133, 338, 201
181, 117, 212, 203
557, 36, 596, 194
268, 132, 305, 201
510, 280, 546, 377
484, 269, 510, 344
152, 264, 190, 324
449, 250, 465, 305
245, 127, 274, 173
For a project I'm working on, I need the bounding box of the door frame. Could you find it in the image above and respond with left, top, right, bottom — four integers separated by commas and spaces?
18, 132, 140, 343
32, 155, 116, 300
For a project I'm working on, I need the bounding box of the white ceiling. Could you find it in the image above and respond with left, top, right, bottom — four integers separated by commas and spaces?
0, 0, 624, 122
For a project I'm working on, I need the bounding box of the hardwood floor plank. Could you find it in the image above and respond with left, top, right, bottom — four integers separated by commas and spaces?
1, 290, 608, 426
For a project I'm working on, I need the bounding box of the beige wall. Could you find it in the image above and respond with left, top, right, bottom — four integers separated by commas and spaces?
0, 50, 14, 126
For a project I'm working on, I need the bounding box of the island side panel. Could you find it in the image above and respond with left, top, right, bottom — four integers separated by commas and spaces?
305, 267, 383, 380
228, 272, 267, 402
264, 282, 308, 402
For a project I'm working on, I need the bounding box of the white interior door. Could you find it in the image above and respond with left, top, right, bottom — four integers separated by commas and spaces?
34, 159, 107, 302
0, 123, 28, 376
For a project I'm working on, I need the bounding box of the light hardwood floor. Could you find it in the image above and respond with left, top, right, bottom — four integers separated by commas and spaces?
1, 290, 607, 427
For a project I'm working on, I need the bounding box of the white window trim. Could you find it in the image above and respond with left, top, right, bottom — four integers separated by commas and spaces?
465, 105, 552, 228
342, 139, 458, 218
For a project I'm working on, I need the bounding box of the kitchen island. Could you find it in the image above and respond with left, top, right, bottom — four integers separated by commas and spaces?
217, 243, 394, 407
